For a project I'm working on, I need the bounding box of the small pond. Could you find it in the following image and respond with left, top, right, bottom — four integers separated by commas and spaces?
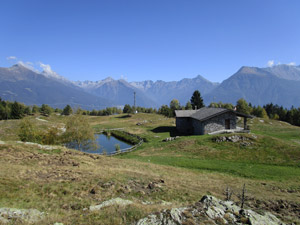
79, 134, 133, 155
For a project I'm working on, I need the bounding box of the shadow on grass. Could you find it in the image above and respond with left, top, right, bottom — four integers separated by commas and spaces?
116, 114, 132, 119
151, 126, 184, 137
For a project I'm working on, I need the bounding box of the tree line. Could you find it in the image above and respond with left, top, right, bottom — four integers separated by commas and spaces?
157, 90, 205, 117
0, 98, 35, 120
0, 98, 74, 120
156, 90, 300, 127
208, 99, 300, 126
1, 91, 300, 127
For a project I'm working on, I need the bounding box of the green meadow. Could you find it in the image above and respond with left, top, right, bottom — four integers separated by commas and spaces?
0, 113, 299, 224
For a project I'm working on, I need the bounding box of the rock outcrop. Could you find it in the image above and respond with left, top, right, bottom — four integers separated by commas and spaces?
213, 135, 256, 143
136, 195, 285, 225
0, 208, 44, 224
90, 198, 133, 211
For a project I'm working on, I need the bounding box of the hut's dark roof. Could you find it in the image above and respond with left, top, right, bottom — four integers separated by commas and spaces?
174, 110, 195, 117
175, 107, 252, 122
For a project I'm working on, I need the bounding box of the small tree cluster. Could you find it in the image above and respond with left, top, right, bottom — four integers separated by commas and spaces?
135, 106, 157, 113
264, 103, 300, 126
236, 98, 251, 115
209, 102, 234, 110
123, 104, 133, 114
40, 104, 53, 116
251, 105, 268, 119
210, 98, 300, 126
0, 98, 32, 120
18, 118, 59, 144
122, 105, 156, 114
18, 115, 97, 149
88, 107, 122, 116
158, 90, 205, 117
211, 98, 269, 119
158, 105, 171, 117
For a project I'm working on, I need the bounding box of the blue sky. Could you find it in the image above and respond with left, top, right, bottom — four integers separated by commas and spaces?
1, 0, 300, 82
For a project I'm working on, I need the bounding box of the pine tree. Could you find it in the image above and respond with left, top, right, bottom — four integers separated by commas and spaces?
62, 105, 73, 115
11, 101, 24, 119
190, 90, 204, 110
123, 104, 132, 114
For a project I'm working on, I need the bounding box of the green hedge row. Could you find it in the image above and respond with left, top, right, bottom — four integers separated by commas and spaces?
103, 130, 140, 145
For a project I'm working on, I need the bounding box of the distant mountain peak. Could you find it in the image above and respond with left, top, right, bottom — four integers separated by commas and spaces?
234, 66, 274, 78
102, 77, 115, 82
193, 74, 218, 84
9, 63, 71, 84
9, 63, 31, 71
195, 74, 206, 79
12, 64, 23, 68
0, 64, 112, 109
237, 66, 258, 74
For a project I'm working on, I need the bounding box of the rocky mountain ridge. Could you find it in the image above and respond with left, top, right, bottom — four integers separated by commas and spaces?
0, 64, 113, 109
205, 65, 300, 108
74, 75, 219, 107
1, 63, 300, 108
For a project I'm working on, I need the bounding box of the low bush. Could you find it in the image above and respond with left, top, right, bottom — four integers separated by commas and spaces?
18, 118, 40, 142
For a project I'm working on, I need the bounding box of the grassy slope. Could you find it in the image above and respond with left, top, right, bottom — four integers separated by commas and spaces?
118, 115, 300, 182
0, 113, 300, 224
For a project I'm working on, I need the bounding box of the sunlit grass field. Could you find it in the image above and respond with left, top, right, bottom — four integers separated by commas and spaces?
0, 113, 299, 224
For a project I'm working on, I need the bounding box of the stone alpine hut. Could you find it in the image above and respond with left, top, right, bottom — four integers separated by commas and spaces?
175, 107, 252, 135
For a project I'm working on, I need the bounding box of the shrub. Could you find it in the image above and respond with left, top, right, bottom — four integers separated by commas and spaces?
42, 126, 61, 145
62, 115, 97, 150
18, 118, 39, 142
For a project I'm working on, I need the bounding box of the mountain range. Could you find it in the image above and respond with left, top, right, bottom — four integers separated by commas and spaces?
0, 64, 113, 109
204, 65, 300, 108
1, 63, 300, 109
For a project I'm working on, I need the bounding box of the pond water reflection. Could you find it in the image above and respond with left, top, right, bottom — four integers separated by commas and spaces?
79, 134, 133, 155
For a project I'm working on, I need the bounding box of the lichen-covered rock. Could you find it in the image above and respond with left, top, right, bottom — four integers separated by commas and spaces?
0, 208, 44, 224
90, 198, 133, 211
135, 195, 285, 225
213, 135, 251, 143
136, 207, 188, 225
